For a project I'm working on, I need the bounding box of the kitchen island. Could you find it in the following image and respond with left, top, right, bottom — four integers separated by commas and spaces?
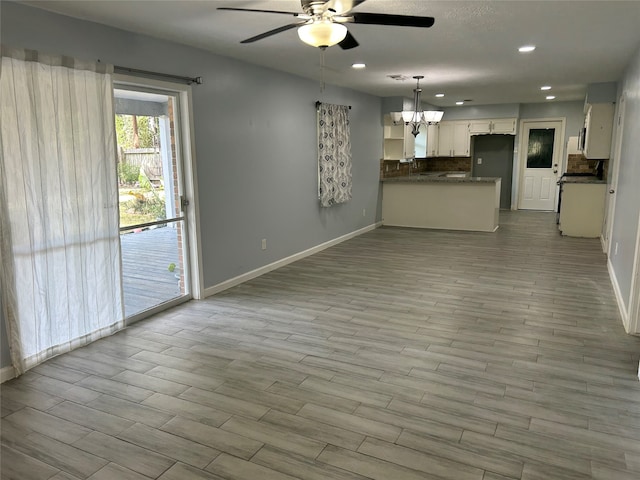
381, 173, 501, 232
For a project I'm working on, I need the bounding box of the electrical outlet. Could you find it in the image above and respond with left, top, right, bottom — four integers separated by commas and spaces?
614, 242, 619, 255
385, 165, 389, 172
261, 238, 267, 250
362, 209, 366, 217
477, 157, 483, 165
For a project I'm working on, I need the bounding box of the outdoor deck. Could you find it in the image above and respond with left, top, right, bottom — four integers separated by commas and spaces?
120, 226, 182, 317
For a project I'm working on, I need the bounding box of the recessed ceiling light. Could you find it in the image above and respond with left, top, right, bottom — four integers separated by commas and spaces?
352, 63, 366, 69
435, 93, 445, 97
546, 95, 556, 100
540, 85, 552, 90
456, 101, 464, 105
519, 45, 536, 53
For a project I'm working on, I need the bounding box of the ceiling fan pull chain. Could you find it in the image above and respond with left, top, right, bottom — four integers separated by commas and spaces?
319, 48, 326, 93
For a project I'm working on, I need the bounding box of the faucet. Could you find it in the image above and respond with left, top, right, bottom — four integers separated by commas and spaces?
399, 157, 416, 175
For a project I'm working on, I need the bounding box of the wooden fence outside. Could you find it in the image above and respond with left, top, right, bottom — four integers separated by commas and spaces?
119, 148, 163, 182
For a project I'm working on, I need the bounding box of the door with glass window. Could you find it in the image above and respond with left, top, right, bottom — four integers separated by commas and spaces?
519, 121, 562, 210
114, 86, 190, 318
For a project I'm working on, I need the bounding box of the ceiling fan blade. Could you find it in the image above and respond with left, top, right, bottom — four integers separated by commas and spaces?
338, 31, 359, 50
350, 12, 435, 28
323, 0, 369, 15
240, 22, 305, 44
217, 7, 302, 17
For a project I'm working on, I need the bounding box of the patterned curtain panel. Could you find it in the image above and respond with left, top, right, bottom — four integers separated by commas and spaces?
317, 103, 352, 207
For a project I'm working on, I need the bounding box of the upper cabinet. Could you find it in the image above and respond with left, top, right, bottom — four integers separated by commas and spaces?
415, 124, 439, 158
438, 121, 470, 157
426, 124, 439, 157
583, 103, 614, 159
383, 115, 415, 159
469, 118, 517, 135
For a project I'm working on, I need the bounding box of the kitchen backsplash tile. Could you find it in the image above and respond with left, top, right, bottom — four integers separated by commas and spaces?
567, 154, 607, 179
422, 157, 473, 173
380, 157, 472, 179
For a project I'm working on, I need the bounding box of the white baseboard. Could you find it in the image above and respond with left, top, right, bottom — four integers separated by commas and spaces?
1, 365, 16, 383
608, 258, 630, 332
204, 222, 382, 298
600, 234, 607, 253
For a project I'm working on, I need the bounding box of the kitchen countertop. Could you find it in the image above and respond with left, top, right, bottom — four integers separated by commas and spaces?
381, 173, 500, 184
560, 176, 606, 184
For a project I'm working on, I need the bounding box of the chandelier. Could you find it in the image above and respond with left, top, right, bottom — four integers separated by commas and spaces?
391, 75, 444, 137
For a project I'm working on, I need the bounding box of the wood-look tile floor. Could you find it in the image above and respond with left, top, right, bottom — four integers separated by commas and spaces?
2, 210, 640, 480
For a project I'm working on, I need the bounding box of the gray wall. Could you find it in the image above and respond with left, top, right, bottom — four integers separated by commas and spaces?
610, 44, 640, 308
520, 100, 585, 148
0, 2, 383, 368
442, 103, 521, 121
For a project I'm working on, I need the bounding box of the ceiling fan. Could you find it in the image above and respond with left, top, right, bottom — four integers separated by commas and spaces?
218, 0, 435, 49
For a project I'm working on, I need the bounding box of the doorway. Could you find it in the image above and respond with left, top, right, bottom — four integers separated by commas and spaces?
114, 84, 195, 320
472, 135, 514, 209
604, 94, 625, 254
518, 120, 563, 211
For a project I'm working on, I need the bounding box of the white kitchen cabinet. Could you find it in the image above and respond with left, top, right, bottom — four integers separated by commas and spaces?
491, 118, 517, 134
437, 121, 470, 157
469, 118, 517, 135
453, 122, 471, 156
468, 120, 492, 135
437, 122, 454, 157
426, 124, 439, 157
558, 183, 606, 237
583, 103, 614, 159
383, 115, 415, 159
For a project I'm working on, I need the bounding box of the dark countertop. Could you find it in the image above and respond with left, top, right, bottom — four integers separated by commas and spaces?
560, 176, 606, 184
381, 173, 500, 184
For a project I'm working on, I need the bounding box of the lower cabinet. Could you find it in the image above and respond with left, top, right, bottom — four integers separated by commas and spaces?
558, 183, 606, 237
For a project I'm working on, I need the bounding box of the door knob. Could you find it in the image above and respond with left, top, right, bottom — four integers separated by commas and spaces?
609, 189, 615, 194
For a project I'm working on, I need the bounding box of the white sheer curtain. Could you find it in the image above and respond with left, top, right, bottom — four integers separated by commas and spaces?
0, 47, 124, 375
317, 103, 352, 207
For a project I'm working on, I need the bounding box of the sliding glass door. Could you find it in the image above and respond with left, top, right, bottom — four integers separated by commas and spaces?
114, 86, 190, 318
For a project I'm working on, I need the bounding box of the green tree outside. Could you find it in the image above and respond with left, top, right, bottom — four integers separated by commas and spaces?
115, 115, 159, 149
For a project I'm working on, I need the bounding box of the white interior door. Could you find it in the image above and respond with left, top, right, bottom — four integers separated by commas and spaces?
518, 121, 562, 211
604, 94, 625, 254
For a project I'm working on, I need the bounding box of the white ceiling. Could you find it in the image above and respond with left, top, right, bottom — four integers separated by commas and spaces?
23, 0, 640, 106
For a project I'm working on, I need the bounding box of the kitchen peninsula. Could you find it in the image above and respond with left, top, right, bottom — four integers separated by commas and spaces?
381, 173, 501, 232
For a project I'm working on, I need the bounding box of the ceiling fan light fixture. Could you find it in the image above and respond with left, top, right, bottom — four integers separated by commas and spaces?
298, 20, 347, 48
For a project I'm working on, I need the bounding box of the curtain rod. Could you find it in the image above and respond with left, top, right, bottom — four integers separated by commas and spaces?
114, 65, 202, 85
316, 101, 351, 110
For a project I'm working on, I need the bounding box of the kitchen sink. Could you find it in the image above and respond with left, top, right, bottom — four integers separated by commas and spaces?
418, 172, 469, 178
442, 173, 468, 178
